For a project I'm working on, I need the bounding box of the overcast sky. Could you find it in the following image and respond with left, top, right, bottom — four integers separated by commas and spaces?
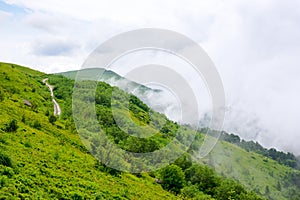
0, 0, 300, 155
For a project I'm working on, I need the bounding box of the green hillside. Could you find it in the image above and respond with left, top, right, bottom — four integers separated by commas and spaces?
0, 62, 299, 199
0, 63, 179, 199
195, 141, 300, 200
59, 68, 160, 94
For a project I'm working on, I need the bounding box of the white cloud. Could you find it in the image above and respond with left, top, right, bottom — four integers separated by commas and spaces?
0, 10, 12, 21
0, 0, 300, 154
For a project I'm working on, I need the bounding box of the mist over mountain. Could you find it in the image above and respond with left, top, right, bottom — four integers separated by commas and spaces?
60, 68, 299, 156
59, 68, 182, 123
1, 62, 299, 199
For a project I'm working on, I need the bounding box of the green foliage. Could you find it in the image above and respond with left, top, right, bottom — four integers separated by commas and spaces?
214, 179, 246, 200
160, 164, 185, 194
21, 115, 26, 123
221, 132, 299, 169
185, 164, 219, 194
0, 90, 4, 101
1, 167, 14, 177
0, 62, 298, 199
265, 185, 270, 195
0, 63, 181, 199
181, 185, 214, 200
31, 120, 41, 129
238, 192, 265, 200
45, 110, 50, 116
24, 141, 32, 148
48, 114, 57, 124
129, 95, 150, 124
174, 153, 192, 171
0, 152, 13, 167
5, 119, 18, 132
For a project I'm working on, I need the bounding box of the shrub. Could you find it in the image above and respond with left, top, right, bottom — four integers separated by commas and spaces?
48, 114, 57, 124
5, 119, 18, 132
181, 185, 214, 200
21, 115, 26, 123
1, 167, 14, 177
24, 142, 32, 148
0, 152, 13, 167
0, 90, 4, 101
159, 164, 185, 194
31, 120, 41, 129
53, 152, 59, 160
185, 164, 219, 194
174, 153, 192, 170
214, 179, 246, 200
45, 110, 50, 116
0, 176, 8, 188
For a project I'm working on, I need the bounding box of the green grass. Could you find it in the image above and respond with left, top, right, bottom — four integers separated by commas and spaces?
0, 62, 299, 199
195, 140, 300, 199
0, 63, 180, 199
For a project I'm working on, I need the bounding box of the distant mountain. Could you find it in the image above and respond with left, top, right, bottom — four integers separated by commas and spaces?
219, 131, 300, 170
59, 68, 181, 122
59, 68, 160, 94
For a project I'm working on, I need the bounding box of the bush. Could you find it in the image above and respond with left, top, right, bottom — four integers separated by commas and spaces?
31, 120, 41, 129
0, 90, 4, 101
0, 152, 13, 167
24, 142, 32, 148
21, 115, 26, 123
174, 153, 192, 170
214, 179, 246, 200
48, 114, 57, 124
185, 164, 219, 194
0, 176, 8, 188
45, 110, 50, 116
181, 185, 214, 199
160, 164, 185, 194
5, 119, 18, 132
1, 167, 14, 177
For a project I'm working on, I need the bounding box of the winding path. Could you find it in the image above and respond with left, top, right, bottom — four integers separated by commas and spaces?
43, 78, 61, 116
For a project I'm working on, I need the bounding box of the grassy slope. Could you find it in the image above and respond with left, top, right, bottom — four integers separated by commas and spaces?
60, 67, 300, 199
0, 63, 179, 199
195, 140, 299, 200
0, 62, 299, 199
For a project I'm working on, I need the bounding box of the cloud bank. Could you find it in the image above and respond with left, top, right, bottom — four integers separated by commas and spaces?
0, 0, 299, 155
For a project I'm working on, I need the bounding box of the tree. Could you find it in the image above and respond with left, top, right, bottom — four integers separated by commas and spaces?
160, 164, 185, 194
238, 192, 264, 200
214, 179, 246, 200
174, 153, 192, 171
185, 164, 219, 194
181, 185, 214, 200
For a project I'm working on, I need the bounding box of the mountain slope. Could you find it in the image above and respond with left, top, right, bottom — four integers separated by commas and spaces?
0, 63, 180, 199
54, 67, 299, 199
59, 68, 181, 122
59, 68, 160, 94
0, 62, 299, 199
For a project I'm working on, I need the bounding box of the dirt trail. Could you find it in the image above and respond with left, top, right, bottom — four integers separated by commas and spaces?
43, 78, 61, 116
